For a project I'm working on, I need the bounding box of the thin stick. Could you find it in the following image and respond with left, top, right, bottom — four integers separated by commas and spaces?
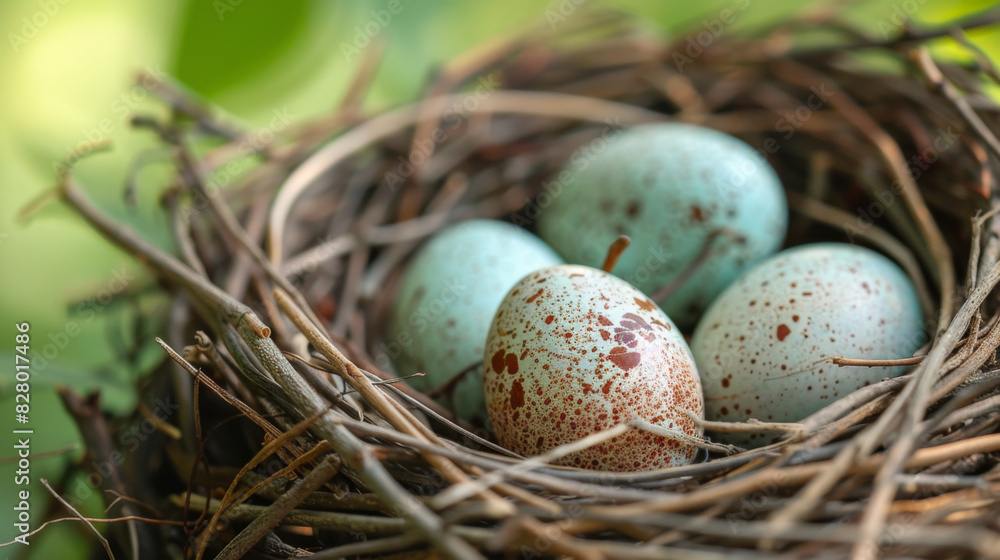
853, 259, 1000, 560
215, 456, 341, 560
653, 230, 732, 303
181, 493, 408, 535
310, 532, 422, 559
58, 180, 480, 560
775, 61, 955, 328
194, 415, 329, 560
632, 418, 741, 455
429, 423, 632, 510
0, 516, 185, 549
273, 287, 515, 517
157, 338, 285, 440
688, 412, 805, 436
829, 356, 925, 367
601, 235, 631, 272
601, 433, 1000, 516
40, 478, 115, 560
785, 188, 935, 320
268, 90, 665, 265
914, 47, 1000, 160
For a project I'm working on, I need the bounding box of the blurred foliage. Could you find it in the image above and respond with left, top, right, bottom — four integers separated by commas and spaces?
0, 0, 997, 557
173, 1, 312, 95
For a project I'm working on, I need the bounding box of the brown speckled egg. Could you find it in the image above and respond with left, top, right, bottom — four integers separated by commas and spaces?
691, 243, 925, 447
483, 265, 704, 471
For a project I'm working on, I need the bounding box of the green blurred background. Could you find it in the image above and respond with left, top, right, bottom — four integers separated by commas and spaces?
0, 0, 997, 556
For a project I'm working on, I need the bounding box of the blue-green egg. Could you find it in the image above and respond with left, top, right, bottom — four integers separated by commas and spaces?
385, 219, 563, 424
537, 123, 787, 327
691, 243, 925, 446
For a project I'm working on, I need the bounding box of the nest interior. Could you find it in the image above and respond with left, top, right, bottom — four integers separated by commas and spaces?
49, 8, 1000, 560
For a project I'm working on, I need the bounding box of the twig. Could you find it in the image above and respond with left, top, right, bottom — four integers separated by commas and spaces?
193, 414, 329, 560
41, 478, 115, 560
429, 423, 632, 510
267, 90, 665, 265
688, 413, 805, 437
0, 516, 185, 549
652, 230, 733, 303
215, 456, 341, 560
775, 60, 955, 328
273, 287, 515, 517
829, 356, 925, 367
601, 235, 631, 272
310, 532, 423, 559
914, 47, 1000, 160
0, 444, 78, 464
602, 433, 1000, 516
633, 418, 742, 455
181, 493, 408, 535
56, 179, 482, 560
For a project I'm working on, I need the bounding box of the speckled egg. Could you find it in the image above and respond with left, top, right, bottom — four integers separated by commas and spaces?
537, 123, 787, 328
691, 243, 925, 446
386, 220, 563, 425
483, 265, 704, 471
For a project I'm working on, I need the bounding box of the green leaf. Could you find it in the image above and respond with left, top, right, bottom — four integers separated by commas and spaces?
171, 0, 312, 96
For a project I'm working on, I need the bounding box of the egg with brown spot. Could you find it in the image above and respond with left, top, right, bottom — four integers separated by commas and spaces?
537, 123, 787, 328
691, 243, 925, 447
483, 265, 704, 471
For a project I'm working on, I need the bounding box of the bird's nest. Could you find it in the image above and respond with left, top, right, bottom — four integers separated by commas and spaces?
42, 7, 1000, 560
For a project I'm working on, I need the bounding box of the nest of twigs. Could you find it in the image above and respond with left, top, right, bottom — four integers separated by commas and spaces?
46, 6, 1000, 559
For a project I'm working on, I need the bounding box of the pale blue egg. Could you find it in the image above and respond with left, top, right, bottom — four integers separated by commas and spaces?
691, 243, 925, 446
537, 123, 787, 328
386, 219, 563, 424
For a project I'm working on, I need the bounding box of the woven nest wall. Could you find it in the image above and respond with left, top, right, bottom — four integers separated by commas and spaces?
49, 8, 1000, 560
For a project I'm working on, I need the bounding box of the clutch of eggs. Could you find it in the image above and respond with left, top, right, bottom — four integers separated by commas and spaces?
383, 122, 924, 467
